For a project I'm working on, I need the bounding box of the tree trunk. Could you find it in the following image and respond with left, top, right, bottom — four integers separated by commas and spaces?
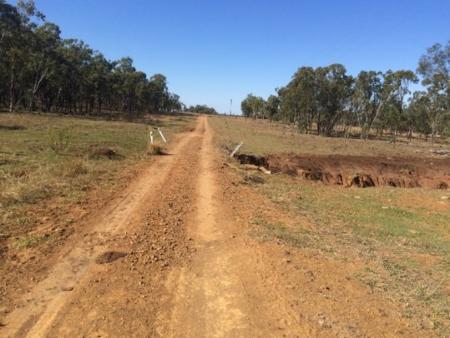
431, 121, 436, 145
29, 70, 47, 111
9, 62, 16, 112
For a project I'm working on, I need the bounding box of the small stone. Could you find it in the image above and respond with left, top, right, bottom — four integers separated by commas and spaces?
421, 319, 434, 330
61, 286, 74, 292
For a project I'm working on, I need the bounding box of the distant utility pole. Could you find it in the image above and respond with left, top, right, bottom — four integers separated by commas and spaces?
229, 99, 232, 116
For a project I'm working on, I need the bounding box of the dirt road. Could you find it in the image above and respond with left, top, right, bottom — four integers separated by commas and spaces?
1, 116, 302, 337
2, 116, 424, 338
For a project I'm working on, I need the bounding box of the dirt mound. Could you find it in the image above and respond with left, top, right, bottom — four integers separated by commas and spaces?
89, 147, 123, 160
236, 153, 450, 189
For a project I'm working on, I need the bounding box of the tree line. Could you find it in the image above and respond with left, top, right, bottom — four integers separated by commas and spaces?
187, 104, 218, 115
0, 0, 182, 119
241, 41, 450, 142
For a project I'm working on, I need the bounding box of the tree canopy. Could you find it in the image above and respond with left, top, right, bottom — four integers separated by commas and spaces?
242, 41, 450, 140
187, 104, 218, 115
0, 0, 182, 119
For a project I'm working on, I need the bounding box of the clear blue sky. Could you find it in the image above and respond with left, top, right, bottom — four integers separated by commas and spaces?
33, 0, 450, 114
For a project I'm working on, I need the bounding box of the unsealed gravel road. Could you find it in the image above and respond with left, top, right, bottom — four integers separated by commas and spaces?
2, 116, 305, 337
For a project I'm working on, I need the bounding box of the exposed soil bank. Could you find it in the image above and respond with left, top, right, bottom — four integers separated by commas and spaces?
235, 153, 450, 189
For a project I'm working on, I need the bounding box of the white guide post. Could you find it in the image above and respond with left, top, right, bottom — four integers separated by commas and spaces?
230, 141, 243, 158
158, 128, 167, 143
149, 131, 154, 144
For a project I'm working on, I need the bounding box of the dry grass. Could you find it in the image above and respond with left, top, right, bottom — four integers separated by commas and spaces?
209, 116, 450, 157
147, 144, 165, 155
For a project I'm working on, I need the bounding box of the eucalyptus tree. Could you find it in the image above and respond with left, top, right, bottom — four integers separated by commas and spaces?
27, 22, 61, 110
241, 94, 265, 118
417, 41, 450, 142
314, 64, 354, 136
352, 71, 383, 138
264, 95, 280, 120
406, 91, 432, 138
278, 66, 317, 129
187, 105, 217, 115
383, 70, 418, 137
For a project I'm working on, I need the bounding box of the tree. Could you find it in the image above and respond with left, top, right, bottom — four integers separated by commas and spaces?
27, 22, 61, 110
374, 70, 418, 141
278, 67, 316, 129
264, 95, 280, 120
352, 71, 383, 139
187, 104, 217, 115
407, 91, 432, 138
314, 64, 353, 136
417, 41, 450, 142
241, 94, 265, 118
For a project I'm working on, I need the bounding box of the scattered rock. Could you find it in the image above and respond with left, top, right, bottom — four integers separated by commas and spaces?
431, 149, 450, 156
421, 318, 435, 330
95, 251, 127, 264
61, 286, 74, 292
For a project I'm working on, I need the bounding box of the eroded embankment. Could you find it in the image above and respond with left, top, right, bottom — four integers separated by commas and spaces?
235, 153, 450, 189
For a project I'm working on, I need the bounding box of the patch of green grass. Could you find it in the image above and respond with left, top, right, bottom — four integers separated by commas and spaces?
255, 175, 450, 334
258, 175, 450, 258
250, 217, 315, 248
14, 233, 50, 249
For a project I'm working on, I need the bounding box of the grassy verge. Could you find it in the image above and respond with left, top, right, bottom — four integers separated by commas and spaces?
210, 115, 450, 334
209, 115, 449, 157
0, 112, 193, 239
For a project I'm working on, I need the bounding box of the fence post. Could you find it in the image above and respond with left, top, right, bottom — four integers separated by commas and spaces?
158, 128, 167, 143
